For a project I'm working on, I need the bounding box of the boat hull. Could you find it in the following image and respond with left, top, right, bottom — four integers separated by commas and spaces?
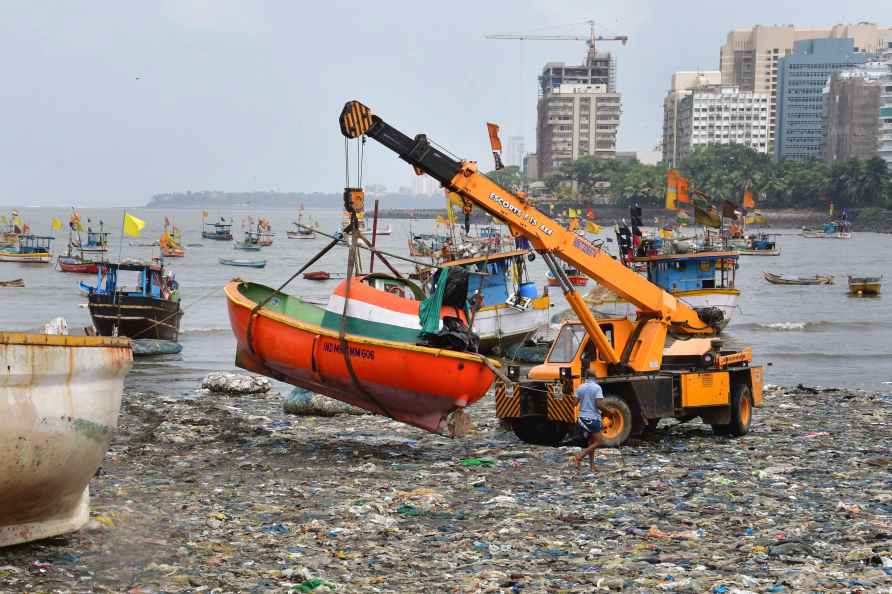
0, 333, 131, 546
473, 296, 550, 354
87, 294, 182, 341
225, 282, 495, 434
674, 289, 739, 329
0, 252, 51, 264
801, 230, 852, 239
57, 257, 99, 274
738, 249, 781, 256
219, 258, 266, 268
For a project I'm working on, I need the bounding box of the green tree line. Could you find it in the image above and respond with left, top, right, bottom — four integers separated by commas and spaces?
531, 145, 892, 210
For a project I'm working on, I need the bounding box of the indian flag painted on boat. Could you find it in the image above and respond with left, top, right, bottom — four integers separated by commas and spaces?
321, 279, 465, 343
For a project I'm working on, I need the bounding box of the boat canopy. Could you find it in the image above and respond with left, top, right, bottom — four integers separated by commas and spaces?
634, 252, 738, 293
85, 261, 175, 299
18, 235, 53, 253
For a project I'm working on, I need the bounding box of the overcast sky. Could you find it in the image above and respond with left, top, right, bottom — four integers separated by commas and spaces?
1, 1, 890, 206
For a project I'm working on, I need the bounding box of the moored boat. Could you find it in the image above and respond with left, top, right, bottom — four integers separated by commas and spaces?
219, 258, 267, 268
57, 256, 99, 274
234, 230, 263, 251
634, 251, 740, 330
0, 235, 53, 264
202, 218, 233, 241
224, 279, 496, 434
762, 272, 834, 285
848, 275, 882, 296
416, 250, 551, 355
0, 332, 131, 546
160, 222, 185, 257
0, 278, 24, 288
81, 260, 183, 341
304, 270, 334, 281
801, 220, 852, 239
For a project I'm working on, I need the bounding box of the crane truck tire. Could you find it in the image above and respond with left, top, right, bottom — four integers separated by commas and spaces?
599, 395, 633, 447
511, 416, 570, 446
711, 384, 753, 437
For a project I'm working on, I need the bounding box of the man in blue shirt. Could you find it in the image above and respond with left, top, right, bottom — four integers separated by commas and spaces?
573, 376, 604, 472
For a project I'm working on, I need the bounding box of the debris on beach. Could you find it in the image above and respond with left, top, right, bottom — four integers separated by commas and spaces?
3, 383, 892, 592
283, 387, 368, 417
200, 371, 271, 394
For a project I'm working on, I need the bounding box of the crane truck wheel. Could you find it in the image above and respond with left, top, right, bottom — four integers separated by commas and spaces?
511, 416, 570, 446
711, 384, 753, 437
598, 395, 633, 447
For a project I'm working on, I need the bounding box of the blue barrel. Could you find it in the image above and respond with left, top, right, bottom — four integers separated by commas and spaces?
518, 282, 538, 299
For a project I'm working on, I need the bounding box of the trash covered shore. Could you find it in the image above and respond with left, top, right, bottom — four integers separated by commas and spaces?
3, 384, 892, 593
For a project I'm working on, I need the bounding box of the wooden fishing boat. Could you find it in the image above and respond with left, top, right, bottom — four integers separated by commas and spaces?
0, 278, 24, 288
631, 251, 740, 331
57, 256, 99, 274
234, 230, 263, 251
304, 270, 335, 281
0, 332, 131, 546
801, 220, 852, 239
224, 279, 496, 434
202, 219, 233, 241
848, 275, 882, 296
81, 260, 183, 341
763, 272, 834, 286
414, 250, 551, 355
0, 235, 53, 264
219, 258, 266, 268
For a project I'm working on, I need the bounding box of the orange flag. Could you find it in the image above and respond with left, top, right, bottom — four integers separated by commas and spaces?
743, 189, 755, 209
486, 122, 502, 151
676, 176, 690, 204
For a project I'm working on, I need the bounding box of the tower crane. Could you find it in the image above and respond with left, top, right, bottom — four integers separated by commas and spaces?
485, 19, 628, 62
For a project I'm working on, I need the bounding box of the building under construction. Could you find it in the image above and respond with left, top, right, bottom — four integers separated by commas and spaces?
536, 48, 622, 178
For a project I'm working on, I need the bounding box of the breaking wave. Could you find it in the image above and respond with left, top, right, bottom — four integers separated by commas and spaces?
736, 320, 882, 332
180, 327, 231, 336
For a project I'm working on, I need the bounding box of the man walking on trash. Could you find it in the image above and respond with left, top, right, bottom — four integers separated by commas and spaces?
573, 375, 606, 472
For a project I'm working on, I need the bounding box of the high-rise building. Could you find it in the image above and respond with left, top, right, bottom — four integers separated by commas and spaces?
775, 38, 870, 160
720, 23, 892, 150
674, 85, 771, 162
824, 42, 892, 163
662, 70, 723, 165
536, 48, 621, 177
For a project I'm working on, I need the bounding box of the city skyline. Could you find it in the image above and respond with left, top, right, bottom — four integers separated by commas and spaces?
2, 2, 892, 206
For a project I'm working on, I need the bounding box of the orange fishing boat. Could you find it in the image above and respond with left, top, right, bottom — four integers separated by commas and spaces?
224, 278, 497, 434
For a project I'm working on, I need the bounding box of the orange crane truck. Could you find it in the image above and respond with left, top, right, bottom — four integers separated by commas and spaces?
339, 100, 764, 447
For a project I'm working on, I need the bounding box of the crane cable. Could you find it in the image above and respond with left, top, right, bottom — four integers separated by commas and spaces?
337, 134, 396, 421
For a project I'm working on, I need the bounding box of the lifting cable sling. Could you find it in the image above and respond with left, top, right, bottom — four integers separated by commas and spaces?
240, 220, 395, 422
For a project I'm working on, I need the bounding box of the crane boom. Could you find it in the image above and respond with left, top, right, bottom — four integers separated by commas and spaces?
339, 101, 714, 365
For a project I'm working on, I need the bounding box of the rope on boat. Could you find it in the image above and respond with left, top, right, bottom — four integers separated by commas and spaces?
338, 213, 396, 421
245, 233, 343, 356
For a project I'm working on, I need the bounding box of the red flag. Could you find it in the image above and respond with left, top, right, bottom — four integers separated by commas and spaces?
743, 189, 755, 209
586, 208, 595, 220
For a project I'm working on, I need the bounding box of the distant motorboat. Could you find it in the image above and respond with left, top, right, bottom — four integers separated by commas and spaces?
848, 275, 882, 296
219, 258, 266, 268
763, 272, 834, 286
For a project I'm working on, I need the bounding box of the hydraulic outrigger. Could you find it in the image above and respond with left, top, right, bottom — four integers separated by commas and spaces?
340, 100, 764, 446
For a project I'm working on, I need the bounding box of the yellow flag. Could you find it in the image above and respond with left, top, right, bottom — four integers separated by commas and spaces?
123, 212, 145, 237
0, 215, 6, 225
51, 217, 62, 231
